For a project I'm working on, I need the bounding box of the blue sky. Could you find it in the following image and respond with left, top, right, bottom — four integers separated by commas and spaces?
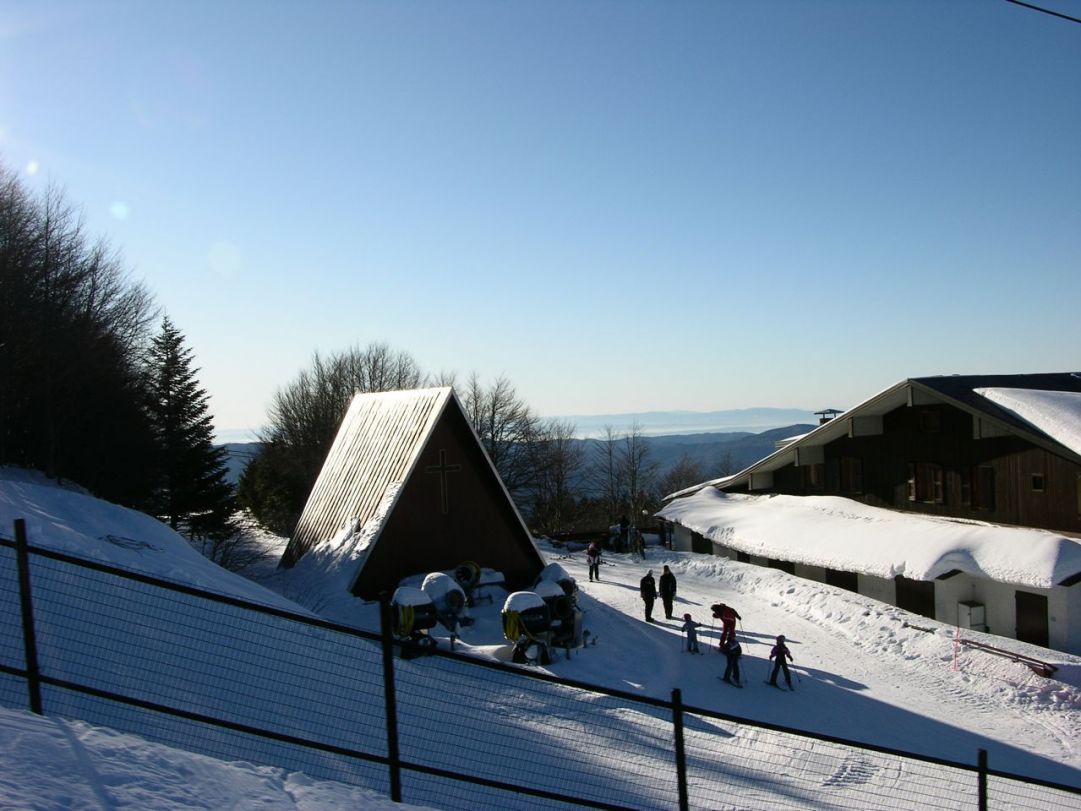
2, 1, 1078, 439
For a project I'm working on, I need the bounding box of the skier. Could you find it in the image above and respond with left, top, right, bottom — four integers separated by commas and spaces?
586, 541, 602, 582
722, 636, 743, 686
681, 613, 702, 653
619, 515, 630, 552
659, 565, 677, 619
768, 634, 794, 689
712, 602, 742, 649
639, 570, 657, 622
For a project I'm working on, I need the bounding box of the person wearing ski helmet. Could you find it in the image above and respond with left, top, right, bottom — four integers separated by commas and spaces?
681, 613, 702, 652
768, 634, 794, 689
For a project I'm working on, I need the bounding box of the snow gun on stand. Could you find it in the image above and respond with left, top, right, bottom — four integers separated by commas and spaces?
535, 562, 577, 599
453, 560, 487, 606
502, 591, 553, 666
421, 572, 473, 649
533, 579, 582, 659
390, 586, 439, 658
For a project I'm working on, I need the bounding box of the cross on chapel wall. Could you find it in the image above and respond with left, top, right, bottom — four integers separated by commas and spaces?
425, 448, 461, 514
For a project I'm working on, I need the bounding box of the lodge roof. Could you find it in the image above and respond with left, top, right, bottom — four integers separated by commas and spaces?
664, 373, 1081, 500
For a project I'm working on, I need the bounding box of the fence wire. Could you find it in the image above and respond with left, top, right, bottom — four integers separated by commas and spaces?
1, 533, 1080, 811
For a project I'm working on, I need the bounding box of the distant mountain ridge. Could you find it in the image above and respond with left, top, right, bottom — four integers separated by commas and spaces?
219, 423, 816, 488
551, 407, 817, 438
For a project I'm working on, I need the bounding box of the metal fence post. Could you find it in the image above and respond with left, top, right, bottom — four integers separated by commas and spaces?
672, 688, 689, 811
977, 748, 987, 811
14, 519, 43, 714
379, 593, 402, 803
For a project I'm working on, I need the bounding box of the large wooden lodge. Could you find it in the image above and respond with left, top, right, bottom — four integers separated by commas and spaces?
661, 373, 1081, 654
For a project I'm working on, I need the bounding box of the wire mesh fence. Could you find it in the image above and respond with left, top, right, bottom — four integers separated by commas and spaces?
2, 525, 1080, 811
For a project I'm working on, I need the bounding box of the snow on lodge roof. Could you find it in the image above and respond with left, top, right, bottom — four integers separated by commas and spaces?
657, 488, 1081, 590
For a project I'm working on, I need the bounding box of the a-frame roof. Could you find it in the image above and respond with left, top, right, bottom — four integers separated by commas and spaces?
280, 387, 544, 598
665, 372, 1081, 500
282, 387, 451, 567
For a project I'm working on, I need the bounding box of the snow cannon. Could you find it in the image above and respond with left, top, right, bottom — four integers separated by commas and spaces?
535, 562, 576, 598
533, 579, 574, 623
534, 579, 582, 656
421, 572, 472, 636
502, 591, 552, 665
453, 560, 488, 606
390, 586, 438, 655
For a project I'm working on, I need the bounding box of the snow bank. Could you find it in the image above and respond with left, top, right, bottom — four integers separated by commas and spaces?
0, 467, 301, 610
975, 387, 1081, 457
657, 488, 1081, 589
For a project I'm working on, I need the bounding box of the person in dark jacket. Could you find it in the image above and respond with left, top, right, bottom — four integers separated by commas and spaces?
586, 541, 601, 582
658, 565, 677, 619
768, 634, 794, 689
639, 570, 657, 622
722, 637, 743, 686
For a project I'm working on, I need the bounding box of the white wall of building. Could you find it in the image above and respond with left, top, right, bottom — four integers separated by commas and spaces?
671, 524, 694, 553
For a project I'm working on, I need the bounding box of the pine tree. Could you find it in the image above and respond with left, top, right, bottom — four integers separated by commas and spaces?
144, 316, 235, 542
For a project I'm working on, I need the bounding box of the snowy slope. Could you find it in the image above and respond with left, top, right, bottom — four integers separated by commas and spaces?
2, 467, 1081, 809
0, 467, 301, 611
0, 703, 435, 810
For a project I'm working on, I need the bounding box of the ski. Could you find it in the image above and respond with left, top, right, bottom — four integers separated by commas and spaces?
764, 681, 793, 691
717, 677, 743, 688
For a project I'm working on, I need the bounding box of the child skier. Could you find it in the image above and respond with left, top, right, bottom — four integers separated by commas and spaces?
681, 613, 703, 653
768, 634, 794, 689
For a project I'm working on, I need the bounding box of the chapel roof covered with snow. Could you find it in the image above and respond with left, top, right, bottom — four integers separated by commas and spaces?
281, 387, 544, 601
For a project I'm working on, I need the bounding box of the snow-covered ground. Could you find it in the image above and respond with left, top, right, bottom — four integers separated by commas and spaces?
0, 703, 435, 811
3, 466, 1081, 808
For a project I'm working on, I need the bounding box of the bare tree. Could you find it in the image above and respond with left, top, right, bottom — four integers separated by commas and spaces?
0, 165, 157, 504
619, 421, 658, 528
460, 373, 541, 495
527, 418, 585, 534
584, 425, 624, 524
655, 453, 707, 499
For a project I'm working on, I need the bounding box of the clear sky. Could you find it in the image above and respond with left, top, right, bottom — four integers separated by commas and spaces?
2, 1, 1078, 439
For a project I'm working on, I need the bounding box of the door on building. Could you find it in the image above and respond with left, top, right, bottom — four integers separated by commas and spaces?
895, 576, 935, 619
1015, 591, 1049, 648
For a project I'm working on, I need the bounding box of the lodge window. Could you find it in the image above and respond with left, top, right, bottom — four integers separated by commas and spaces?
1031, 473, 1045, 493
918, 409, 941, 433
960, 468, 972, 506
839, 457, 863, 494
974, 465, 995, 511
802, 463, 824, 491
1078, 474, 1081, 516
908, 462, 944, 504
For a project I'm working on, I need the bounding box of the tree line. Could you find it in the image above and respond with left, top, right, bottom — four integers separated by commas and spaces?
0, 162, 261, 568
239, 344, 726, 538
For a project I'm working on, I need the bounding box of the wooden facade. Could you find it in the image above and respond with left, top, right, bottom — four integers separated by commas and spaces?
281, 388, 545, 601
725, 374, 1081, 538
